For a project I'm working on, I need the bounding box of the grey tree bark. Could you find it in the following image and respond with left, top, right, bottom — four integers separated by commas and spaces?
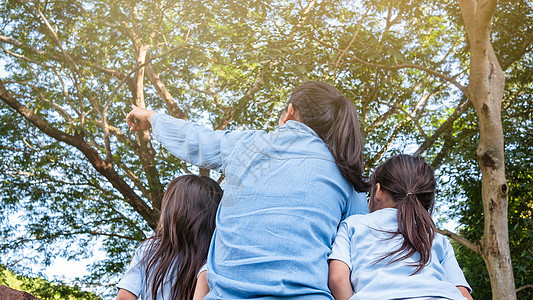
458, 0, 516, 298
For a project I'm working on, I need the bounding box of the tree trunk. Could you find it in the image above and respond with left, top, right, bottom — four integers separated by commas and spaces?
458, 0, 516, 298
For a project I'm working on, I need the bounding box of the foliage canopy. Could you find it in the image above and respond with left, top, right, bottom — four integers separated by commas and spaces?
0, 0, 531, 297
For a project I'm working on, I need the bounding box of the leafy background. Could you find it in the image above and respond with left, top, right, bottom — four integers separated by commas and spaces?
0, 0, 531, 298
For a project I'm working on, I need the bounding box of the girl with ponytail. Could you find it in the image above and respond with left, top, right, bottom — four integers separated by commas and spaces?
126, 81, 369, 299
328, 155, 473, 300
116, 175, 222, 300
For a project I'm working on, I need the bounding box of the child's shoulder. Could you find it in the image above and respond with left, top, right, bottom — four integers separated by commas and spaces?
433, 232, 453, 245
342, 213, 367, 224
134, 239, 159, 258
344, 208, 395, 223
341, 208, 397, 231
432, 232, 455, 252
341, 212, 373, 229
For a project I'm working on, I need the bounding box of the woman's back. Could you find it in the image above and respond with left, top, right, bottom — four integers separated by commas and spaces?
205, 121, 368, 299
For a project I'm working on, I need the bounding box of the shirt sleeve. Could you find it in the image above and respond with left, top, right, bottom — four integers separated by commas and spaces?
440, 237, 472, 293
197, 263, 208, 278
151, 113, 255, 173
342, 191, 369, 221
117, 245, 145, 297
329, 221, 353, 270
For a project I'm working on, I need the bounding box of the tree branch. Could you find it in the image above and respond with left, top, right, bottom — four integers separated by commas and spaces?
32, 3, 80, 75
366, 106, 396, 132
478, 0, 500, 27
380, 101, 427, 139
1, 45, 46, 66
415, 98, 471, 156
369, 122, 404, 166
516, 285, 533, 293
330, 6, 371, 75
430, 133, 454, 170
458, 0, 476, 34
287, 0, 318, 40
437, 228, 481, 255
313, 37, 468, 93
365, 88, 400, 133
128, 43, 164, 210
51, 68, 80, 116
10, 230, 140, 243
501, 36, 532, 71
93, 120, 140, 155
345, 56, 468, 94
0, 34, 128, 81
88, 196, 148, 240
145, 63, 188, 120
0, 80, 158, 229
115, 159, 151, 201
10, 80, 76, 127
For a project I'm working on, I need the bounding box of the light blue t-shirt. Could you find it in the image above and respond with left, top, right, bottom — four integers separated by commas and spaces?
117, 242, 177, 300
152, 113, 368, 299
117, 241, 207, 299
329, 208, 472, 300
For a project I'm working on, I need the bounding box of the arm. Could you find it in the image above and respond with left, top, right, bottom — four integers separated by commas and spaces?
439, 237, 473, 297
457, 286, 473, 300
193, 270, 209, 300
329, 260, 353, 300
127, 105, 254, 172
116, 244, 144, 299
328, 221, 355, 300
116, 289, 138, 300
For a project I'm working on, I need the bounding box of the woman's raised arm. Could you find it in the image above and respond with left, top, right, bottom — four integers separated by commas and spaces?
127, 106, 255, 172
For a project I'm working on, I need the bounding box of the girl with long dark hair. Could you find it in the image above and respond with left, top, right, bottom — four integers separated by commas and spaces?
126, 81, 369, 299
328, 155, 473, 300
116, 175, 222, 300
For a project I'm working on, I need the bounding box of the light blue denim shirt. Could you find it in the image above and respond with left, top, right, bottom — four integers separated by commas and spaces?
152, 113, 368, 299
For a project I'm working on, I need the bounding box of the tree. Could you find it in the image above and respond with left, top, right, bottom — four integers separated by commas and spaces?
0, 0, 530, 297
312, 1, 529, 297
300, 0, 529, 294
441, 32, 533, 298
0, 0, 351, 293
455, 0, 514, 297
0, 264, 100, 299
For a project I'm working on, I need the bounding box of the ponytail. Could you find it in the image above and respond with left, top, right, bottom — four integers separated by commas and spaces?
325, 95, 368, 192
288, 81, 369, 192
394, 193, 436, 274
370, 155, 436, 274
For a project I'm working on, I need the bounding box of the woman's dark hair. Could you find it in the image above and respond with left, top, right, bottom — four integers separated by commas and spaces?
287, 81, 369, 192
370, 154, 436, 274
141, 175, 222, 300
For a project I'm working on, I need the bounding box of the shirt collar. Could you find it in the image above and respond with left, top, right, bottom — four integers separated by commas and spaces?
278, 120, 320, 138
